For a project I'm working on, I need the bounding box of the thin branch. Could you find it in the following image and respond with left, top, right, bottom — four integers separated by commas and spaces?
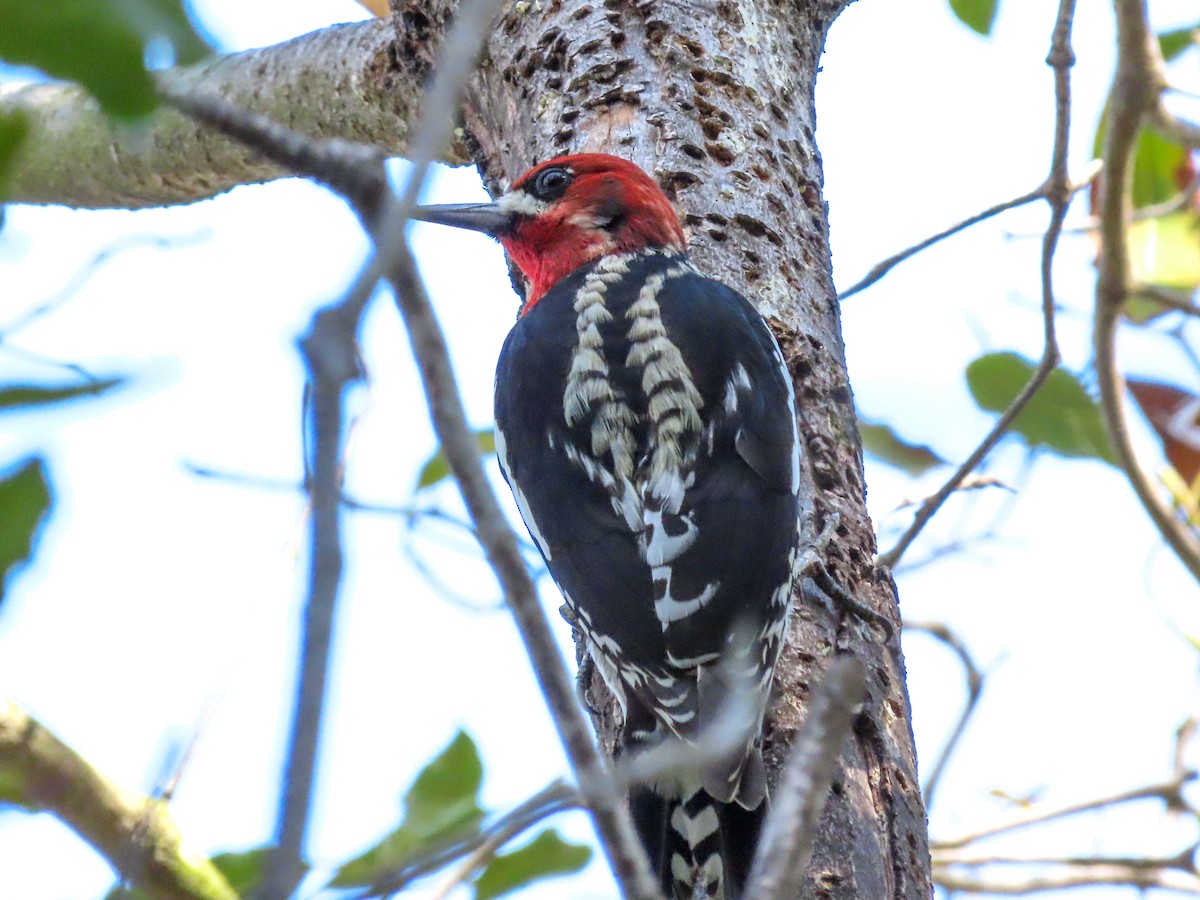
903, 621, 984, 811
1152, 99, 1200, 149
932, 863, 1200, 894
932, 771, 1196, 850
426, 784, 578, 900
878, 0, 1078, 570
0, 698, 238, 900
1093, 0, 1200, 583
0, 230, 210, 338
933, 847, 1198, 869
1130, 283, 1200, 318
745, 657, 868, 900
258, 267, 375, 900
363, 780, 581, 898
838, 188, 1045, 301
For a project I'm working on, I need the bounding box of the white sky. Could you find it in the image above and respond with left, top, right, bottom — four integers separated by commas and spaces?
2, 1, 1199, 898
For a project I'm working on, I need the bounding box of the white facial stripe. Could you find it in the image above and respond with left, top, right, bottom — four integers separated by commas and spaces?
498, 189, 550, 217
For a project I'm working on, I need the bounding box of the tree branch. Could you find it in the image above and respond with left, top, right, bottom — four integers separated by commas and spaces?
932, 771, 1196, 850
878, 0, 1078, 570
932, 862, 1200, 894
0, 698, 238, 900
1093, 0, 1200, 583
746, 657, 867, 899
1, 19, 469, 209
257, 269, 373, 899
904, 621, 984, 811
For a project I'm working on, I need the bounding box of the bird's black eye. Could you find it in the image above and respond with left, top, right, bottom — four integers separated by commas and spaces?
529, 166, 573, 201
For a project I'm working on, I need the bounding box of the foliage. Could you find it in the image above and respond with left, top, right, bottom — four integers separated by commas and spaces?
0, 0, 211, 118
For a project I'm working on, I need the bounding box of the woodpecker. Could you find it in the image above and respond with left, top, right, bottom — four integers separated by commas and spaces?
417, 154, 802, 899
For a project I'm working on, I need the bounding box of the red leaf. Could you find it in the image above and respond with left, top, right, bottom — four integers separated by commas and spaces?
1128, 379, 1200, 482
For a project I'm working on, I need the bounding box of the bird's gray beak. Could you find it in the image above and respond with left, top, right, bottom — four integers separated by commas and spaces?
412, 202, 513, 237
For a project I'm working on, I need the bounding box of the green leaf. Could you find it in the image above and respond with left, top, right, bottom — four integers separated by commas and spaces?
0, 377, 127, 413
1159, 25, 1199, 61
1092, 114, 1194, 209
331, 731, 486, 887
948, 0, 998, 36
211, 846, 304, 894
417, 429, 496, 489
0, 458, 52, 610
474, 829, 592, 900
0, 0, 212, 119
0, 108, 30, 201
858, 417, 946, 476
965, 353, 1116, 464
1128, 209, 1200, 292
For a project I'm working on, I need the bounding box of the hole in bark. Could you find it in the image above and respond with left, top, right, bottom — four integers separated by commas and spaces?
666, 171, 701, 190
690, 68, 707, 82
560, 109, 579, 122
735, 214, 767, 237
578, 38, 602, 54
680, 143, 704, 160
706, 229, 728, 242
538, 28, 561, 46
715, 0, 744, 26
769, 102, 786, 123
571, 4, 593, 18
706, 142, 736, 165
700, 119, 722, 140
553, 128, 575, 146
752, 123, 769, 140
680, 37, 704, 57
705, 213, 728, 225
611, 32, 625, 48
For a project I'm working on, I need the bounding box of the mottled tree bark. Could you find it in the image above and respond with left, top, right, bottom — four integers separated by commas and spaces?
411, 0, 933, 894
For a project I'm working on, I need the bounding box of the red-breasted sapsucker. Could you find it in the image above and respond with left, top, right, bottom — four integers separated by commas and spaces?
417, 154, 802, 900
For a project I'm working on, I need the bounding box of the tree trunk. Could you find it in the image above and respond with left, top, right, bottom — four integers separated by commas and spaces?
393, 0, 933, 895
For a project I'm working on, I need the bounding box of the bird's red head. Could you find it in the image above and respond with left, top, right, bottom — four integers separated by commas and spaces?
416, 154, 686, 311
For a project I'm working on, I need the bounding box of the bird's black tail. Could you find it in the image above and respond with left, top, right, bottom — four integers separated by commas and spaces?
632, 785, 766, 899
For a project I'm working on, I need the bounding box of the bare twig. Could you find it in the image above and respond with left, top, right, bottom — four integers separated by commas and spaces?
745, 657, 868, 900
932, 862, 1200, 894
259, 267, 375, 900
362, 780, 580, 898
1093, 0, 1200, 583
1152, 98, 1200, 149
932, 771, 1196, 850
0, 230, 210, 339
425, 782, 580, 900
903, 621, 984, 811
1130, 283, 1200, 318
878, 0, 1078, 570
838, 188, 1045, 301
933, 847, 1198, 869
